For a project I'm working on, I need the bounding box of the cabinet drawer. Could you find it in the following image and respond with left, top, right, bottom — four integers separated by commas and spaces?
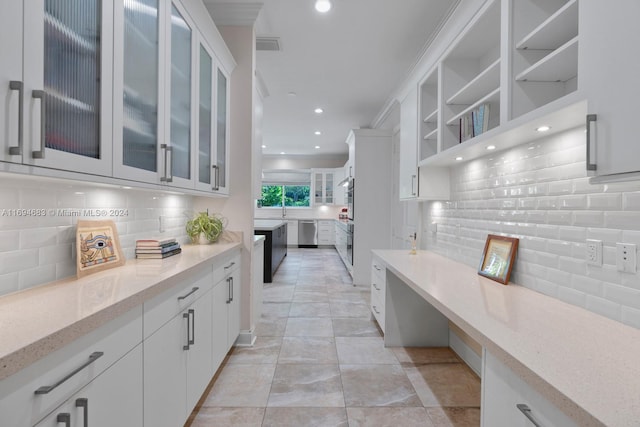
370, 290, 385, 332
482, 350, 579, 427
317, 220, 334, 227
0, 307, 142, 427
143, 264, 213, 339
213, 251, 241, 285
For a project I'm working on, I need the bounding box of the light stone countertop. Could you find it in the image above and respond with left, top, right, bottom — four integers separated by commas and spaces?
0, 242, 241, 381
253, 220, 286, 231
253, 235, 265, 245
373, 249, 640, 427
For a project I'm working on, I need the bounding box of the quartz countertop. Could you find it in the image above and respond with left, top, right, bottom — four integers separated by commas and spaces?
253, 220, 286, 231
0, 242, 241, 381
253, 235, 265, 245
373, 249, 640, 427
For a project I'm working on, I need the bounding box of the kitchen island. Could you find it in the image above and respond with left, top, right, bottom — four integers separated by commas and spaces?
254, 220, 287, 283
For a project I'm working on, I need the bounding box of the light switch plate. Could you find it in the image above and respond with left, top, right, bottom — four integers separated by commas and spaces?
616, 243, 637, 273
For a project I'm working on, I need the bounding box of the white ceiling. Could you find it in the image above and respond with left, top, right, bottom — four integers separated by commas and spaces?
206, 0, 458, 156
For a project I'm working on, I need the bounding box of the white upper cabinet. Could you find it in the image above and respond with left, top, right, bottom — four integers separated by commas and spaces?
214, 65, 231, 194
399, 86, 419, 199
113, 0, 164, 184
5, 0, 114, 176
313, 169, 335, 205
579, 0, 640, 180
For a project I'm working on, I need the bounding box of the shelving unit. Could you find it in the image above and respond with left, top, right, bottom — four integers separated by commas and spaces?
441, 0, 501, 152
511, 0, 578, 119
418, 69, 438, 162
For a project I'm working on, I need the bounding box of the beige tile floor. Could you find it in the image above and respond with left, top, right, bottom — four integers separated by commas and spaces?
188, 248, 481, 427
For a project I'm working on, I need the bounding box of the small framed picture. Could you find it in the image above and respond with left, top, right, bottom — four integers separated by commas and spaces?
478, 234, 519, 285
76, 220, 125, 278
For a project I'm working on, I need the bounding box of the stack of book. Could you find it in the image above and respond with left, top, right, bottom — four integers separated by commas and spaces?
135, 238, 182, 259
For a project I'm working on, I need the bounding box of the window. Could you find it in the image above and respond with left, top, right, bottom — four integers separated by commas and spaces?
260, 169, 312, 208
261, 185, 310, 207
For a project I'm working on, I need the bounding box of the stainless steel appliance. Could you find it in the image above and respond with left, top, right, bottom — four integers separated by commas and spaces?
298, 220, 318, 248
346, 221, 354, 266
347, 178, 354, 220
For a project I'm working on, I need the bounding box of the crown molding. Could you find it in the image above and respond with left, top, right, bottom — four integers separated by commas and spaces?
203, 2, 263, 26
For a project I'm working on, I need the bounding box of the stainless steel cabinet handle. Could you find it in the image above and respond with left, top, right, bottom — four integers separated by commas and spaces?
226, 277, 231, 304
177, 286, 199, 300
8, 81, 23, 155
373, 265, 381, 271
32, 90, 46, 159
372, 283, 380, 291
183, 311, 190, 350
411, 174, 417, 196
212, 164, 219, 190
372, 305, 380, 314
35, 352, 104, 394
516, 404, 542, 427
586, 114, 597, 171
230, 277, 234, 302
57, 413, 71, 427
188, 309, 195, 346
76, 398, 88, 427
224, 261, 235, 270
160, 144, 173, 182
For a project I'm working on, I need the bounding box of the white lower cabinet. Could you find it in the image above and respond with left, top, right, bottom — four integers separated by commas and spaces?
0, 307, 142, 427
370, 257, 386, 332
143, 269, 214, 427
318, 220, 335, 245
482, 349, 579, 427
35, 344, 143, 427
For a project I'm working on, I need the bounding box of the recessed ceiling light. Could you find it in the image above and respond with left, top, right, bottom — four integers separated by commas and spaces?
314, 131, 321, 135
486, 145, 496, 150
287, 91, 297, 97
280, 151, 286, 155
536, 125, 551, 132
314, 108, 324, 114
74, 191, 84, 195
121, 186, 132, 189
315, 0, 331, 13
315, 145, 320, 149
455, 157, 463, 161
261, 145, 266, 148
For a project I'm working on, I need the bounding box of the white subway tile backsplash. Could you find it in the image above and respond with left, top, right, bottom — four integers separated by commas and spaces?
0, 181, 193, 297
423, 129, 640, 328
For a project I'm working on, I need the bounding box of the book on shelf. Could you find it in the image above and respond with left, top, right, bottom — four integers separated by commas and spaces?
136, 238, 177, 248
459, 113, 473, 143
472, 104, 490, 137
135, 242, 181, 254
136, 247, 182, 259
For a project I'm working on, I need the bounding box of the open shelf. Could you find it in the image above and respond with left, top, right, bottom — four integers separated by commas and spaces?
446, 88, 500, 126
446, 58, 500, 105
516, 0, 578, 50
423, 109, 438, 123
423, 128, 438, 140
420, 93, 586, 168
516, 37, 578, 82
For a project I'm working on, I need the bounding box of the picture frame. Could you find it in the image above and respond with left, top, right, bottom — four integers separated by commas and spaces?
76, 220, 125, 278
478, 234, 519, 285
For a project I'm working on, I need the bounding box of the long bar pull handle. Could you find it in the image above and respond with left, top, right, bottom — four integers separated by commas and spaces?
32, 90, 46, 159
212, 164, 219, 191
586, 114, 597, 171
411, 174, 417, 196
226, 277, 231, 304
160, 144, 173, 182
224, 261, 235, 270
177, 286, 199, 301
76, 398, 88, 427
35, 352, 104, 394
189, 309, 195, 345
57, 413, 71, 427
516, 404, 542, 427
8, 81, 23, 155
230, 277, 234, 302
183, 312, 190, 350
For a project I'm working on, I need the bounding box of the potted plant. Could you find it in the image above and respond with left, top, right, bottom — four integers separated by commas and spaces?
185, 211, 225, 244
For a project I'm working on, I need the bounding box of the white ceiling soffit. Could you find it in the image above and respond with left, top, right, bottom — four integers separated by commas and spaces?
204, 1, 263, 26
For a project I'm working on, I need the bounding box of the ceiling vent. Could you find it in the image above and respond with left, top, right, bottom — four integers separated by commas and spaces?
256, 37, 281, 52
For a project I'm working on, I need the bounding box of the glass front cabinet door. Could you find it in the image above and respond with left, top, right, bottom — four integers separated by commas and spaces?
19, 0, 114, 175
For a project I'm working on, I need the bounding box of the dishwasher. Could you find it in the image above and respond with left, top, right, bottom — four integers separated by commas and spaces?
298, 220, 318, 248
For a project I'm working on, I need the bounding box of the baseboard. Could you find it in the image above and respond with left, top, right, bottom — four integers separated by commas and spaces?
235, 329, 257, 347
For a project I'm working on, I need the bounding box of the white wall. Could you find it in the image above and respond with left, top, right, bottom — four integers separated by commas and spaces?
0, 174, 193, 296
421, 127, 640, 329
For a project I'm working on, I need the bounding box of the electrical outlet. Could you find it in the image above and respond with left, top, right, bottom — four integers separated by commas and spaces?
586, 239, 602, 266
616, 243, 637, 273
159, 215, 165, 233
429, 222, 438, 234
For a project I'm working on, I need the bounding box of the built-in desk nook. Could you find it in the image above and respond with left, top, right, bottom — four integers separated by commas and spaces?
371, 249, 640, 427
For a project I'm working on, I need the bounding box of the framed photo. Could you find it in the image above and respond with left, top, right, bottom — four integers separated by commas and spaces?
478, 234, 519, 285
76, 220, 125, 278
